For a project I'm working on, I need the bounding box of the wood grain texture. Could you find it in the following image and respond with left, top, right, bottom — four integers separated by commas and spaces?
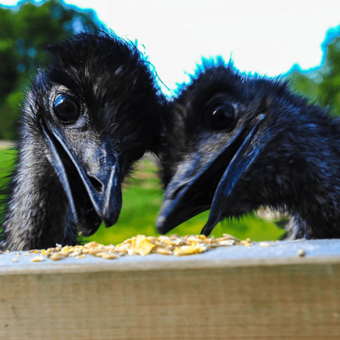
0, 258, 339, 339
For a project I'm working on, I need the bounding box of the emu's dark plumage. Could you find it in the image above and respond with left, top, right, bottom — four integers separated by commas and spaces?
1, 32, 165, 250
157, 62, 340, 239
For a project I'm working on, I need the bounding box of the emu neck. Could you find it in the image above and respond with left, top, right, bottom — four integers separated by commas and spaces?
264, 125, 340, 239
1, 135, 77, 250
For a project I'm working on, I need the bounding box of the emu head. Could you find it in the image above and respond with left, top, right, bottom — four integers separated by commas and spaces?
157, 61, 334, 237
22, 32, 164, 237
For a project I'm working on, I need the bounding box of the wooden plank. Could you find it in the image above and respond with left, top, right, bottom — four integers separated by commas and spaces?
0, 242, 340, 339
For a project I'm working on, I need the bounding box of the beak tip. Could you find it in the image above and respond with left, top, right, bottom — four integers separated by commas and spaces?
102, 214, 120, 228
156, 215, 165, 224
156, 215, 166, 233
157, 214, 174, 235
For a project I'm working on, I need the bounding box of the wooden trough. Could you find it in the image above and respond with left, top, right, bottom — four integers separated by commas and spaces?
0, 239, 339, 339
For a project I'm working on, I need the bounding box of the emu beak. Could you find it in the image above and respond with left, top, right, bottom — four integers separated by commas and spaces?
201, 114, 266, 236
156, 114, 266, 235
42, 125, 122, 236
70, 140, 122, 229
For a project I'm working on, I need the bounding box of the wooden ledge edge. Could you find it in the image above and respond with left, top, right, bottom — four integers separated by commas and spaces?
1, 255, 340, 276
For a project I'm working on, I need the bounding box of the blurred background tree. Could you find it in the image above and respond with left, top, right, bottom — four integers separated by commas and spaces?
1, 1, 340, 140
0, 0, 100, 140
287, 25, 340, 115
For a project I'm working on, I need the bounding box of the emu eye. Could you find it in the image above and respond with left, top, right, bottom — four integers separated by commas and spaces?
206, 102, 235, 130
54, 94, 79, 122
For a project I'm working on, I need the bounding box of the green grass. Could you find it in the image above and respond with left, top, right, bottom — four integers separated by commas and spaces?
0, 148, 17, 202
0, 148, 17, 175
0, 148, 286, 245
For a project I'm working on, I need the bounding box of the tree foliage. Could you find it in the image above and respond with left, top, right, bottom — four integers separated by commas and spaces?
0, 0, 100, 139
1, 2, 340, 140
288, 26, 340, 115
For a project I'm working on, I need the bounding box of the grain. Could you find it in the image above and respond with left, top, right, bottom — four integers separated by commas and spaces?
101, 253, 117, 260
174, 245, 206, 256
50, 253, 65, 261
155, 248, 173, 255
30, 256, 44, 262
297, 249, 306, 257
6, 234, 259, 262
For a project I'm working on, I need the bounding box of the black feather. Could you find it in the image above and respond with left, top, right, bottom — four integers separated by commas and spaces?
157, 60, 340, 239
1, 31, 166, 250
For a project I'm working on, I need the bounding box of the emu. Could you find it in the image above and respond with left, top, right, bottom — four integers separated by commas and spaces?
1, 32, 165, 250
156, 61, 340, 239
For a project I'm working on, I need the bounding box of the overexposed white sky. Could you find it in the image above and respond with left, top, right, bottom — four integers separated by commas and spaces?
1, 0, 340, 94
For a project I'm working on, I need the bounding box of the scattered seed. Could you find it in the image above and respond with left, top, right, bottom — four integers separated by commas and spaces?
101, 253, 117, 260
49, 253, 65, 261
30, 256, 44, 262
222, 234, 240, 241
174, 245, 205, 256
86, 242, 100, 248
6, 234, 268, 262
132, 237, 156, 256
155, 248, 173, 255
89, 248, 104, 255
69, 250, 82, 257
219, 240, 236, 246
297, 249, 306, 257
240, 240, 252, 246
94, 252, 106, 257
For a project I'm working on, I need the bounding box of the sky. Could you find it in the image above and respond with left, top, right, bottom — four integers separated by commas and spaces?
1, 0, 340, 94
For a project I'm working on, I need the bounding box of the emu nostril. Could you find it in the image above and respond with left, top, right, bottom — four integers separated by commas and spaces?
88, 174, 103, 193
170, 182, 188, 200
